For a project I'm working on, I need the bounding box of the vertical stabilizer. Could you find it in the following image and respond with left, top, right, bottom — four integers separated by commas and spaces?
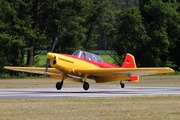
122, 53, 137, 68
122, 53, 139, 82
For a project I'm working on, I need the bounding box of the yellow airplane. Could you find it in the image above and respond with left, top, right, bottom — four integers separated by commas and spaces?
4, 50, 174, 91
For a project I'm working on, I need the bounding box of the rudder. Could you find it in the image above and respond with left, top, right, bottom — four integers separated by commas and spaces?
122, 53, 137, 68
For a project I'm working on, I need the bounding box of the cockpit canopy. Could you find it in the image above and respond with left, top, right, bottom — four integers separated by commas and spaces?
72, 50, 103, 63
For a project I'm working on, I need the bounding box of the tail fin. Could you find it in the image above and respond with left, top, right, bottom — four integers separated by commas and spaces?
122, 53, 137, 68
122, 53, 139, 82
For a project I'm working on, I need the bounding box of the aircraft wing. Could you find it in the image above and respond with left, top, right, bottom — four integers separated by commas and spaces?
5, 66, 174, 83
4, 66, 82, 82
4, 66, 62, 76
74, 67, 174, 83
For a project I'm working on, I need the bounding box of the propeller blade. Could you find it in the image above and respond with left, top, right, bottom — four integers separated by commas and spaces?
45, 59, 50, 74
51, 37, 58, 52
45, 37, 58, 74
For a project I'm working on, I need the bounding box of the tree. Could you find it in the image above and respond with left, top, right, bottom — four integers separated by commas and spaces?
23, 0, 47, 66
85, 0, 117, 51
165, 1, 180, 70
44, 0, 116, 53
0, 0, 26, 75
112, 0, 139, 8
111, 7, 149, 66
139, 0, 180, 68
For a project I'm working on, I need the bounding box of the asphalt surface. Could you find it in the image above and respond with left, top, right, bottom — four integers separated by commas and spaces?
0, 86, 180, 99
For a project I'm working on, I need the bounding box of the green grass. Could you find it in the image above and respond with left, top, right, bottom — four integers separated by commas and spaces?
35, 55, 47, 67
99, 54, 114, 63
0, 96, 180, 120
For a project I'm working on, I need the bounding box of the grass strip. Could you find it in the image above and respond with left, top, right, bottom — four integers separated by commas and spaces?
0, 96, 180, 120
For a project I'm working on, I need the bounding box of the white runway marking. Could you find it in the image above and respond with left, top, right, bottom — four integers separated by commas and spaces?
0, 86, 180, 99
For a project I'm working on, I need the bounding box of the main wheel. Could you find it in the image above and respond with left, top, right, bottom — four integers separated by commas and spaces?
56, 81, 63, 90
83, 82, 89, 91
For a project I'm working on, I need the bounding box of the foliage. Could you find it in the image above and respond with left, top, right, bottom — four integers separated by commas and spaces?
138, 0, 180, 69
0, 0, 117, 75
0, 0, 27, 76
111, 7, 149, 66
111, 0, 180, 70
1, 0, 180, 78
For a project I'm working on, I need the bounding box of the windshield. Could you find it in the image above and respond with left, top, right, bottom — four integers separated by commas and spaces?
72, 50, 103, 63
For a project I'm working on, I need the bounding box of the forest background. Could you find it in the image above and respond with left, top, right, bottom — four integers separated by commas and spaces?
1, 0, 180, 77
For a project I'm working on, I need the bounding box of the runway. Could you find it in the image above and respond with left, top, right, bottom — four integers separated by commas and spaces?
0, 86, 180, 99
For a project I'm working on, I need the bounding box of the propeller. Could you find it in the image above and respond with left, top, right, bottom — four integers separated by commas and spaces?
45, 37, 58, 74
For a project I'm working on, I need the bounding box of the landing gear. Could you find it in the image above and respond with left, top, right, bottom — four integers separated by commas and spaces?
55, 74, 90, 91
56, 81, 63, 90
82, 74, 90, 91
120, 81, 125, 88
55, 75, 67, 90
83, 82, 89, 91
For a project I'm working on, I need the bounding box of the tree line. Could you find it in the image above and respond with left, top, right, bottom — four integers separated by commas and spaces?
112, 0, 180, 70
0, 0, 180, 77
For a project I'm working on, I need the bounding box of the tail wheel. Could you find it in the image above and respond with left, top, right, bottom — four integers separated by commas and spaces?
120, 81, 125, 88
83, 82, 89, 91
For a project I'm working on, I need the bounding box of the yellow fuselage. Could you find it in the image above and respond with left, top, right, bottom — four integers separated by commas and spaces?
48, 53, 100, 76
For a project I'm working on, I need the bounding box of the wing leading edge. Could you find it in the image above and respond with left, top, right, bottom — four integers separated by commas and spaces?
4, 66, 62, 75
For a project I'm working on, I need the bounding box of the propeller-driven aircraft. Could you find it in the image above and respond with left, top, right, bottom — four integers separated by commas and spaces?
4, 39, 174, 91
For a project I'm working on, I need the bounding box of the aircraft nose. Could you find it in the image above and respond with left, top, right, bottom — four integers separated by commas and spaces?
47, 52, 55, 59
